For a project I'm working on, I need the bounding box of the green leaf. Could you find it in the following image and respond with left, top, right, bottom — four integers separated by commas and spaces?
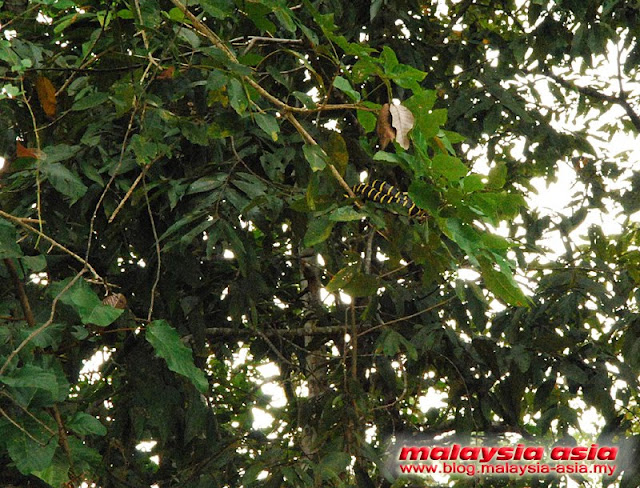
462, 174, 485, 192
333, 75, 360, 101
326, 265, 356, 292
328, 206, 365, 222
0, 364, 58, 394
186, 174, 226, 195
254, 113, 280, 141
273, 6, 296, 32
343, 273, 379, 297
478, 258, 528, 307
146, 320, 209, 393
357, 110, 377, 133
129, 134, 159, 164
7, 430, 57, 475
245, 1, 276, 32
408, 180, 440, 214
67, 412, 107, 436
292, 90, 316, 108
199, 0, 234, 19
53, 278, 123, 326
0, 219, 23, 259
42, 162, 88, 202
431, 154, 468, 181
303, 216, 334, 247
42, 144, 81, 164
71, 92, 109, 111
228, 78, 248, 114
487, 163, 507, 189
303, 144, 328, 172
324, 132, 349, 176
318, 451, 351, 481
33, 457, 70, 488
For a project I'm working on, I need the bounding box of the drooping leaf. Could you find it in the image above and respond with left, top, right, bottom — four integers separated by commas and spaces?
52, 278, 123, 326
35, 76, 56, 117
146, 320, 209, 393
303, 215, 334, 247
376, 103, 395, 150
333, 75, 360, 101
254, 113, 280, 141
324, 132, 349, 177
389, 104, 414, 150
16, 141, 40, 159
41, 162, 88, 202
303, 144, 328, 172
66, 412, 107, 436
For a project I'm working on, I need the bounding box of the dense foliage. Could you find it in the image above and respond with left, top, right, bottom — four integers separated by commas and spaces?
1, 0, 639, 487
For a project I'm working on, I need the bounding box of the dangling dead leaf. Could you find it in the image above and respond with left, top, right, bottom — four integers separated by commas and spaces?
102, 293, 128, 310
389, 104, 415, 150
35, 76, 57, 118
16, 141, 41, 159
376, 103, 395, 150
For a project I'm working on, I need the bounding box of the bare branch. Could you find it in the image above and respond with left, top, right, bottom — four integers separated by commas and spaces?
3, 258, 36, 327
0, 210, 102, 282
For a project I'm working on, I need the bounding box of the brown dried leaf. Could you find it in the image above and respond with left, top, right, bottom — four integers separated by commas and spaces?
35, 76, 57, 118
157, 66, 175, 80
389, 104, 415, 150
16, 141, 41, 159
102, 293, 128, 310
376, 103, 395, 150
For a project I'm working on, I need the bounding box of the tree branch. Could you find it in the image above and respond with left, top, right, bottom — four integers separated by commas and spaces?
3, 258, 36, 327
0, 210, 103, 282
168, 0, 370, 201
543, 68, 640, 132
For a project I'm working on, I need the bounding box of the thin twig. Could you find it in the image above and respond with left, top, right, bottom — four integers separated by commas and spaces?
253, 327, 294, 366
84, 105, 138, 286
0, 406, 48, 446
204, 325, 346, 337
3, 258, 36, 326
144, 177, 161, 322
0, 391, 57, 436
357, 297, 454, 337
0, 271, 85, 377
20, 78, 43, 240
52, 405, 75, 475
108, 161, 153, 223
283, 112, 356, 199
543, 68, 640, 132
0, 210, 102, 282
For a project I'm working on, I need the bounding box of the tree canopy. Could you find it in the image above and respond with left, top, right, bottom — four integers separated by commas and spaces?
1, 0, 639, 487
